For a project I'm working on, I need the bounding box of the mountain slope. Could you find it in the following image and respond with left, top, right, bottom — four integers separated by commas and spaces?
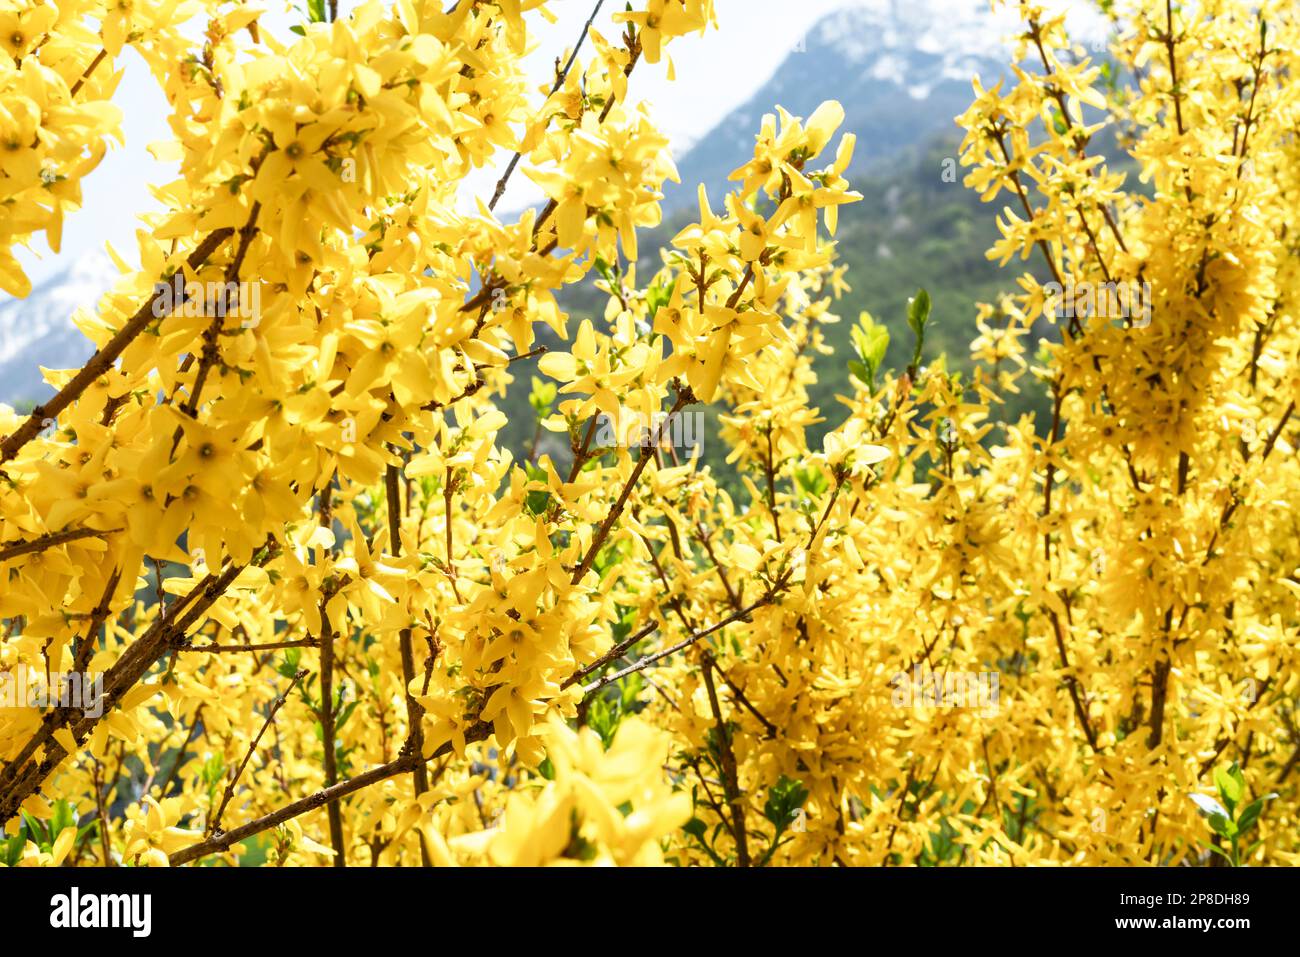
664, 0, 1014, 212
0, 254, 114, 409
0, 0, 1089, 441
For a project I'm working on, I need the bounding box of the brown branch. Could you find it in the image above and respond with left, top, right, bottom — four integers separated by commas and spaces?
683, 753, 731, 833
68, 48, 108, 97
701, 654, 749, 866
384, 461, 430, 865
1024, 15, 1131, 256
0, 526, 121, 564
1040, 378, 1099, 752
1253, 400, 1294, 463
640, 527, 697, 632
1042, 378, 1062, 563
0, 229, 235, 468
1197, 676, 1274, 778
992, 129, 1065, 289
207, 669, 307, 837
705, 653, 779, 739
1048, 607, 1099, 753
182, 639, 320, 653
561, 620, 658, 690
72, 568, 122, 676
1203, 401, 1294, 564
763, 427, 783, 543
88, 755, 116, 866
571, 389, 694, 585
149, 706, 205, 799
696, 524, 742, 612
176, 201, 262, 426
565, 415, 601, 484
1163, 0, 1185, 136
169, 720, 495, 866
488, 0, 606, 211
466, 30, 642, 311
441, 466, 464, 603
0, 542, 278, 825
315, 474, 346, 866
580, 590, 781, 698
883, 763, 918, 864
421, 346, 547, 413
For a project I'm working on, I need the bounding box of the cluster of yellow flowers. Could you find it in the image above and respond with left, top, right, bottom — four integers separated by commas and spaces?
0, 0, 130, 296
0, 0, 1297, 867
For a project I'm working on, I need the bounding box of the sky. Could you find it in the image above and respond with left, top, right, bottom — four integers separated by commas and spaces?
11, 0, 967, 287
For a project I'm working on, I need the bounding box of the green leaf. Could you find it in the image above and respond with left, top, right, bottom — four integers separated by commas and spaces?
306, 0, 327, 23
0, 824, 27, 867
50, 798, 76, 838
277, 647, 302, 680
849, 311, 890, 389
1236, 794, 1276, 835
585, 697, 613, 746
1202, 842, 1233, 863
682, 817, 727, 866
793, 465, 829, 498
528, 376, 556, 417
1214, 762, 1245, 813
523, 461, 552, 517
21, 811, 48, 848
76, 820, 98, 844
618, 671, 645, 712
335, 700, 360, 731
762, 775, 809, 828
592, 256, 616, 285
645, 278, 673, 320
907, 288, 931, 338
906, 289, 930, 371
757, 834, 795, 867
200, 754, 227, 799
592, 538, 629, 577
863, 329, 889, 375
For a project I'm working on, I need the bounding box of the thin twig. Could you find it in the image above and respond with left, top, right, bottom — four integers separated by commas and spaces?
571, 389, 694, 585
182, 639, 320, 653
488, 0, 606, 210
562, 621, 658, 689
580, 592, 780, 698
208, 670, 307, 837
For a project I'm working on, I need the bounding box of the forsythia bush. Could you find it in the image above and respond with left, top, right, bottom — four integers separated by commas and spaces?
1, 0, 1298, 866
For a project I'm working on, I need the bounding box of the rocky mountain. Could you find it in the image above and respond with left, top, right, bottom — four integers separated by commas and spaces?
0, 0, 1059, 408
664, 0, 1015, 211
0, 253, 116, 408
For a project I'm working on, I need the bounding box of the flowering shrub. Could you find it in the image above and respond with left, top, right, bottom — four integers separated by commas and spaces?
0, 0, 1297, 867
